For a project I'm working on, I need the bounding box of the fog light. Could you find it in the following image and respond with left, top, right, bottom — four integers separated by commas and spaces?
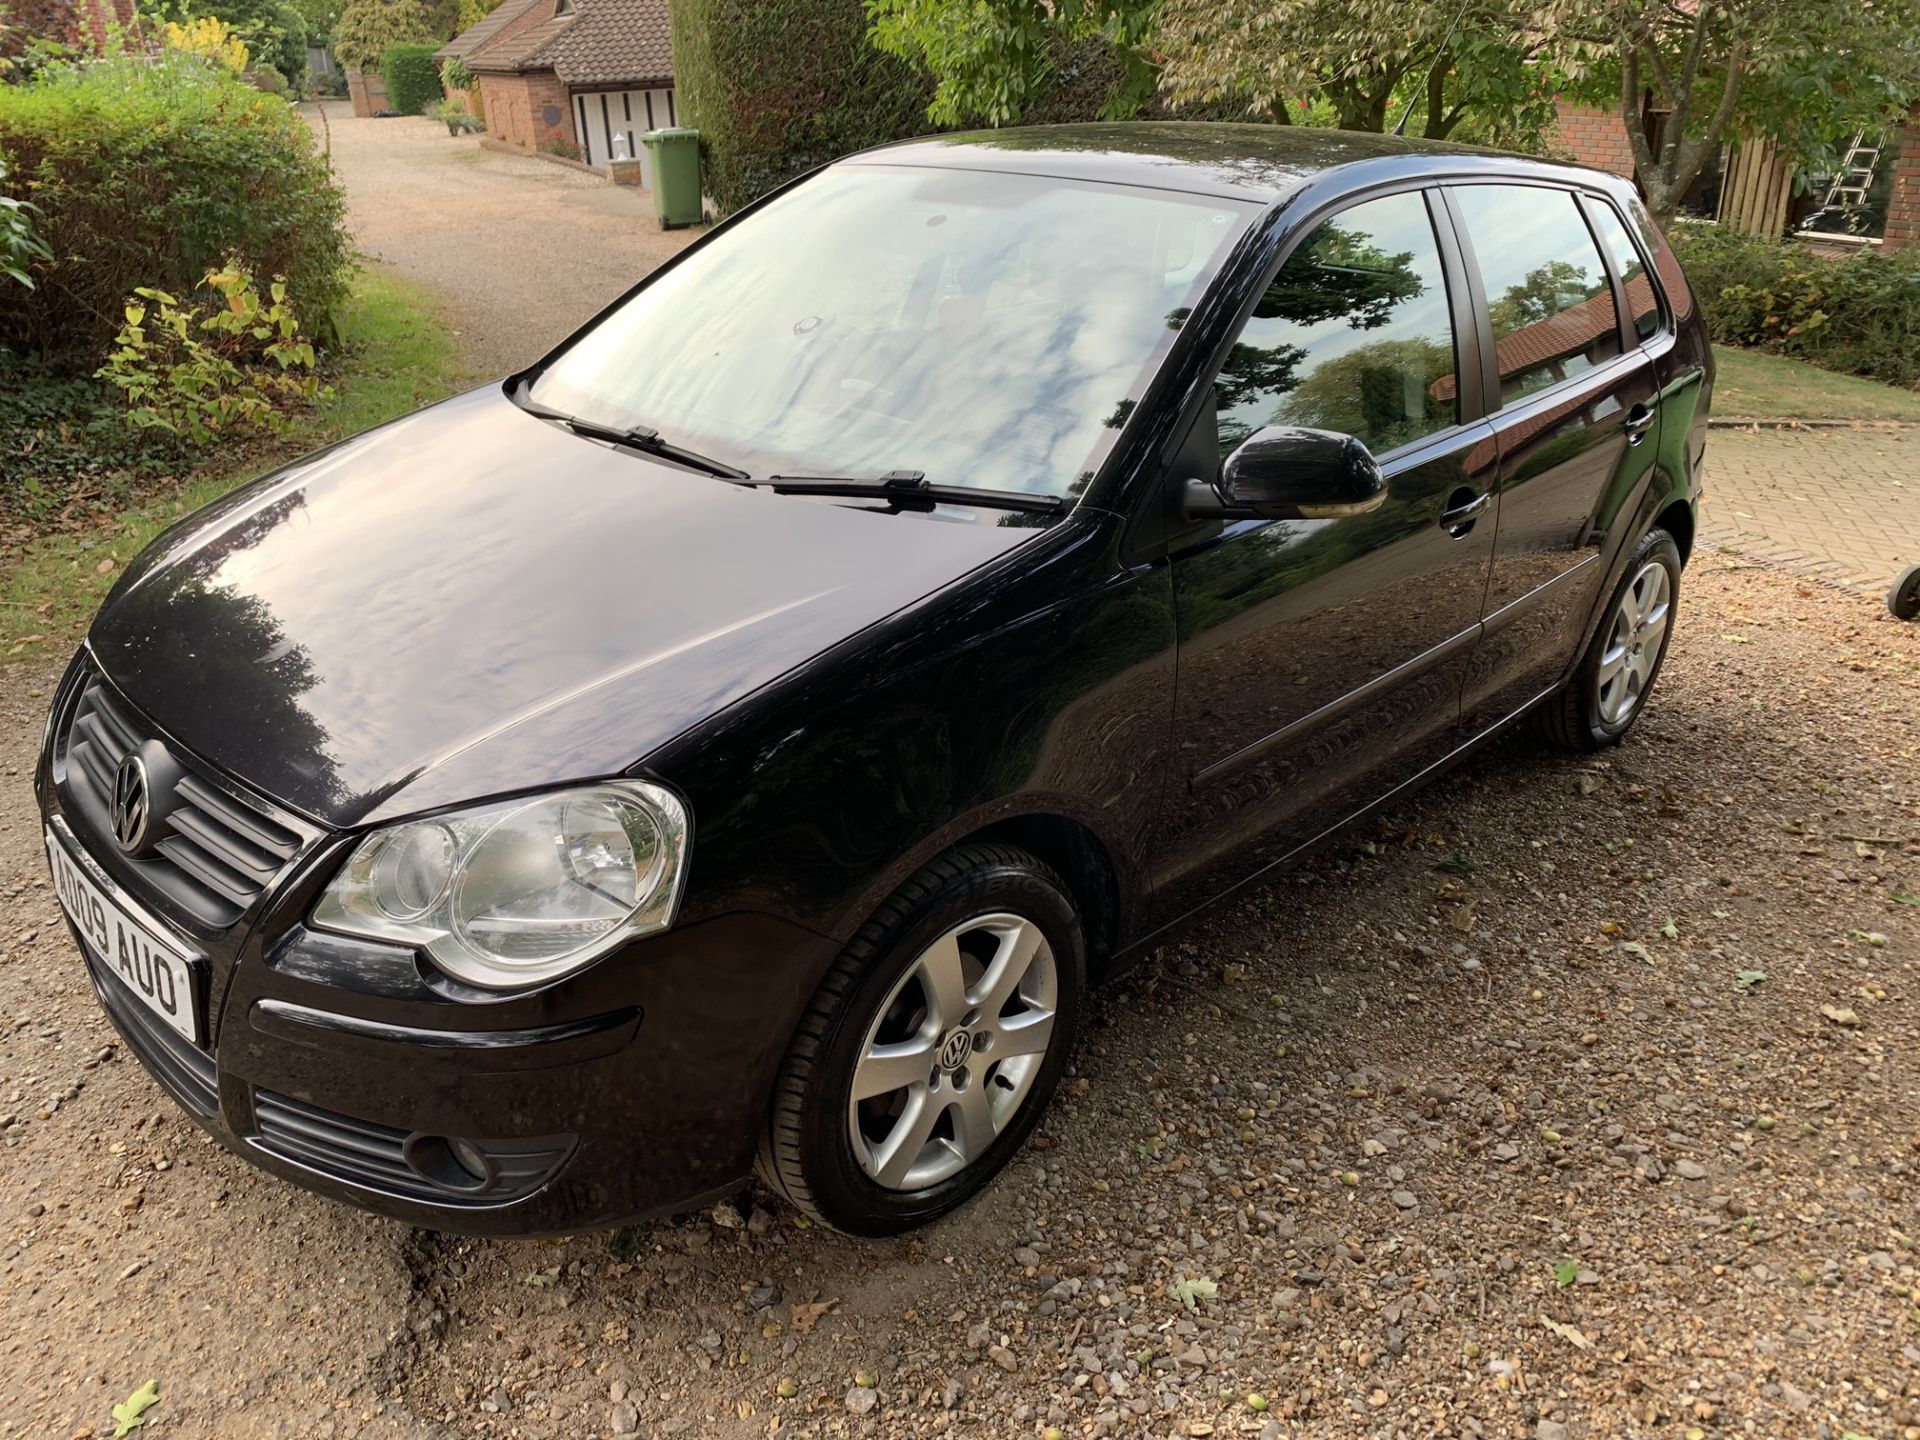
401, 1132, 498, 1194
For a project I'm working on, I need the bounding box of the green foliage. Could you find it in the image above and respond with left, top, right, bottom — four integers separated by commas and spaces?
0, 158, 52, 289
332, 0, 456, 73
1670, 225, 1920, 389
97, 265, 326, 445
441, 53, 472, 89
111, 1381, 160, 1439
150, 0, 313, 84
539, 134, 581, 160
0, 52, 350, 364
0, 350, 192, 521
671, 0, 932, 215
286, 0, 342, 42
428, 93, 480, 131
380, 39, 442, 112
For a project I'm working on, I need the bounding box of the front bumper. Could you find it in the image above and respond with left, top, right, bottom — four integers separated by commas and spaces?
37, 661, 844, 1237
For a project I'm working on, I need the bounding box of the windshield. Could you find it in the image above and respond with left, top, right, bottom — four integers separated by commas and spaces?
528, 164, 1254, 502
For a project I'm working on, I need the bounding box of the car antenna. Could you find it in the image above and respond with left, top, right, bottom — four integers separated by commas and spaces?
1392, 0, 1470, 138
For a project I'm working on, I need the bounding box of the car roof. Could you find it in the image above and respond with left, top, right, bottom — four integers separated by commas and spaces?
842, 122, 1616, 206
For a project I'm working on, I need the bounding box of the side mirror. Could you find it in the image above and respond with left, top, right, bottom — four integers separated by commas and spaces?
1182, 426, 1387, 522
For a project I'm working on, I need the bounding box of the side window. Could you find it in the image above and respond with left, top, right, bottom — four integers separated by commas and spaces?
1588, 200, 1660, 340
1214, 191, 1458, 460
1453, 185, 1623, 402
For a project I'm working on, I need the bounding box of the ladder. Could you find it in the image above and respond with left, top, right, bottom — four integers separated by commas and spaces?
1818, 131, 1881, 212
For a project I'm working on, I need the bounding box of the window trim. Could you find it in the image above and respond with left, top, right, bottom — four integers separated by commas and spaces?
1441, 179, 1638, 418
1203, 182, 1482, 470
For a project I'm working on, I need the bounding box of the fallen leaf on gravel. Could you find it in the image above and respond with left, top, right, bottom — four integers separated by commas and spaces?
111, 1381, 159, 1437
789, 1299, 839, 1334
1734, 970, 1766, 991
1170, 1276, 1218, 1310
1540, 1316, 1592, 1351
1661, 918, 1678, 939
1621, 941, 1658, 965
523, 1269, 559, 1287
1553, 1259, 1578, 1287
1819, 1004, 1860, 1027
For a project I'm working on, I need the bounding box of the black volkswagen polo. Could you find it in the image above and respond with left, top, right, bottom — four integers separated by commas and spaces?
37, 124, 1710, 1236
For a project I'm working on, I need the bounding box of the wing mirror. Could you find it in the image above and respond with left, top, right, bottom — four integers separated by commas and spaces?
1182, 426, 1388, 522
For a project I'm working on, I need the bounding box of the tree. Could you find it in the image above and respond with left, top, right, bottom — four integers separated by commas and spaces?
866, 0, 1561, 145
1545, 0, 1920, 224
866, 0, 1155, 126
331, 0, 455, 72
1156, 0, 1559, 144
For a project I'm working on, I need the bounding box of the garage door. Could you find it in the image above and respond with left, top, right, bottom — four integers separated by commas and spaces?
573, 87, 676, 182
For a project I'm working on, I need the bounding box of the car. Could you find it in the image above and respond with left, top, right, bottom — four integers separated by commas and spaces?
36, 123, 1711, 1237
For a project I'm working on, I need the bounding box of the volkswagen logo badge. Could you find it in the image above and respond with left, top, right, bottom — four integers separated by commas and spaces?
937, 1027, 973, 1071
111, 754, 151, 852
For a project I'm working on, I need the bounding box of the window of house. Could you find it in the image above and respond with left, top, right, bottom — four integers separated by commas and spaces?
1453, 185, 1622, 402
1214, 191, 1459, 459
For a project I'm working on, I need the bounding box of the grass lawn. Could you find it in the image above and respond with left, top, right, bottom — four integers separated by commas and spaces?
1712, 345, 1920, 423
2, 267, 472, 660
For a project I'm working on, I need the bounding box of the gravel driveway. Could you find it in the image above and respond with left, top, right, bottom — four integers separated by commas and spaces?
307, 102, 699, 376
3, 560, 1916, 1440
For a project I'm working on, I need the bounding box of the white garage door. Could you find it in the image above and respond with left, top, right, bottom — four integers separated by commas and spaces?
574, 87, 677, 182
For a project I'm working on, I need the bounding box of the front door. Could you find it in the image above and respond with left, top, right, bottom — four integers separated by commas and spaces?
1447, 183, 1664, 727
1150, 189, 1497, 924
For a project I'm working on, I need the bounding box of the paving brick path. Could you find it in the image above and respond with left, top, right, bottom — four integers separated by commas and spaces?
1702, 424, 1919, 593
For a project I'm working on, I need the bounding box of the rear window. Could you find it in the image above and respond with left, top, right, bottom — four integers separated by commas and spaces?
1588, 201, 1661, 340
1453, 185, 1623, 402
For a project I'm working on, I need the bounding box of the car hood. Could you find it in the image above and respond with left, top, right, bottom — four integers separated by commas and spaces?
89, 387, 1034, 828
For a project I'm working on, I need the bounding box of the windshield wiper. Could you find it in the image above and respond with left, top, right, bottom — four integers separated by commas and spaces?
740, 470, 1068, 516
516, 399, 750, 480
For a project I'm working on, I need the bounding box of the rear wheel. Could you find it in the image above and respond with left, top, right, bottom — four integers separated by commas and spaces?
756, 843, 1084, 1235
1541, 526, 1682, 751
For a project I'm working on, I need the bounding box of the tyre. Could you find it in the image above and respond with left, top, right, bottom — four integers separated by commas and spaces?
1890, 563, 1920, 621
1540, 526, 1682, 751
756, 843, 1085, 1235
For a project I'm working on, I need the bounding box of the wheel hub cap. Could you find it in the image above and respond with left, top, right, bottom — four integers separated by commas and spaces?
847, 914, 1060, 1192
1596, 560, 1671, 727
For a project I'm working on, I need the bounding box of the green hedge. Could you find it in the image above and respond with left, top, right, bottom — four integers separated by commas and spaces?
668, 0, 932, 216
333, 0, 457, 74
381, 41, 443, 113
0, 53, 350, 365
1670, 224, 1920, 389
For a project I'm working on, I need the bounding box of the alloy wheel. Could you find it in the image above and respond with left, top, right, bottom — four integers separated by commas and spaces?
847, 913, 1059, 1191
1596, 560, 1671, 726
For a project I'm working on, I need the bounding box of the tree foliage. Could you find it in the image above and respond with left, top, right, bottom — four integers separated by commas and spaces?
1544, 0, 1920, 222
379, 39, 440, 112
331, 0, 455, 73
1156, 0, 1559, 143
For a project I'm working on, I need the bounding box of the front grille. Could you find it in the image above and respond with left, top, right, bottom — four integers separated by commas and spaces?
251, 1090, 573, 1206
59, 673, 306, 930
84, 950, 218, 1117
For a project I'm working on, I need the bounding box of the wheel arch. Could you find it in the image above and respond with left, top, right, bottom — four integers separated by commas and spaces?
1653, 496, 1695, 566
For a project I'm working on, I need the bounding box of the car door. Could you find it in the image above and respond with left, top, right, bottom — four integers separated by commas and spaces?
1447, 183, 1665, 729
1147, 187, 1498, 924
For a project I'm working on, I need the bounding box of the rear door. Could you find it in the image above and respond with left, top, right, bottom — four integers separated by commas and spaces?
1446, 183, 1663, 728
1148, 187, 1498, 924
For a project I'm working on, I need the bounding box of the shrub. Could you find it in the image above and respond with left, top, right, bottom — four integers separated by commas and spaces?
97, 265, 326, 444
0, 52, 350, 364
1670, 224, 1920, 389
440, 53, 471, 89
380, 39, 441, 112
332, 0, 455, 72
1, 159, 52, 290
539, 134, 582, 161
428, 94, 480, 132
668, 0, 932, 215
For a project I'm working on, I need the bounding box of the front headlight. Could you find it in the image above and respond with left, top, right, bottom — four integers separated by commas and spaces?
311, 781, 689, 990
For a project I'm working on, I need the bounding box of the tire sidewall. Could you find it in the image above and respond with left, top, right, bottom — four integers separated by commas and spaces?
795, 857, 1085, 1235
1578, 529, 1683, 745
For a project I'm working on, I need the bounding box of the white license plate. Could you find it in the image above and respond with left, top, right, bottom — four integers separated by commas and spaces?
46, 824, 203, 1046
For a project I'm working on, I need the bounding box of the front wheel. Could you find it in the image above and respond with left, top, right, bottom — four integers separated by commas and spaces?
756, 843, 1085, 1235
1541, 526, 1682, 751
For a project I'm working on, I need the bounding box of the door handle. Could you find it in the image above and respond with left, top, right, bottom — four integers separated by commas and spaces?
1624, 403, 1657, 445
1439, 489, 1491, 536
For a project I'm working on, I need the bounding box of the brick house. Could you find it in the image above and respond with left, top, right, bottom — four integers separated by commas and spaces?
438, 0, 676, 181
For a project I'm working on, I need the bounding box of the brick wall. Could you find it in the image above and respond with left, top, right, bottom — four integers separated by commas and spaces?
1551, 103, 1636, 178
1884, 108, 1920, 252
475, 70, 577, 153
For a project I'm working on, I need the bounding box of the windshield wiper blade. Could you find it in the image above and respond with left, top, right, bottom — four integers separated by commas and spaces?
516, 400, 750, 480
745, 470, 1068, 516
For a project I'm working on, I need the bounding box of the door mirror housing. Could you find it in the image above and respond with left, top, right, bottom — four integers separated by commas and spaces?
1183, 426, 1387, 522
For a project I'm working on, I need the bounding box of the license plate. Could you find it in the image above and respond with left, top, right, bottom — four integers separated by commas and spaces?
46, 823, 203, 1046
